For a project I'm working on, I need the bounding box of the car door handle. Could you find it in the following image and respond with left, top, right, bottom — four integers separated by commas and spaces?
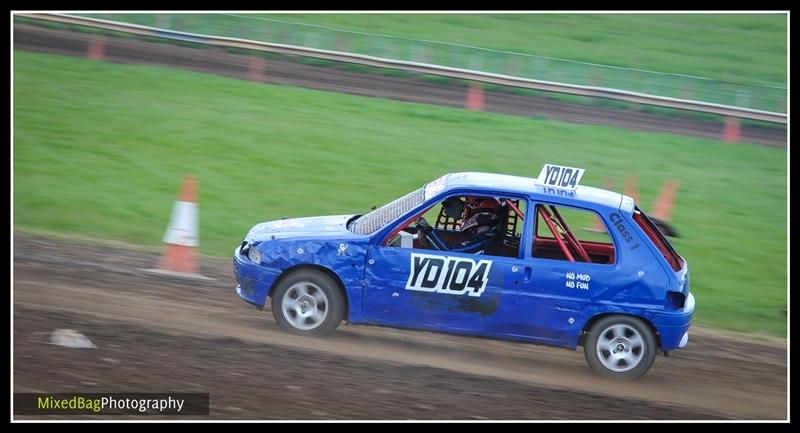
523, 266, 533, 283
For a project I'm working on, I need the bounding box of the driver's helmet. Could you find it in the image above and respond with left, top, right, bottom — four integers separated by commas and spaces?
463, 197, 499, 217
461, 197, 500, 233
460, 211, 500, 234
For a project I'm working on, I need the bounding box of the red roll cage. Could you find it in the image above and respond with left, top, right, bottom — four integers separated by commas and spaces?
535, 205, 591, 263
435, 197, 592, 263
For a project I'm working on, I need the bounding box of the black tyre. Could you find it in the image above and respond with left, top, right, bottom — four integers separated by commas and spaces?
584, 315, 657, 380
270, 269, 344, 336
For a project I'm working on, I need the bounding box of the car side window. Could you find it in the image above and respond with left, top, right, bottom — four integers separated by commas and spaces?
384, 194, 526, 259
532, 203, 616, 265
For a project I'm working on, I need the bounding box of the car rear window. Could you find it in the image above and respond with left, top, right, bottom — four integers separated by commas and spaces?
633, 207, 684, 271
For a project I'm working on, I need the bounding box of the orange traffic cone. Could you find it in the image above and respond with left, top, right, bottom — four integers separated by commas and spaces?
248, 56, 266, 82
466, 83, 485, 111
624, 175, 639, 204
145, 176, 211, 280
87, 35, 105, 61
651, 180, 679, 222
649, 180, 681, 237
723, 117, 742, 143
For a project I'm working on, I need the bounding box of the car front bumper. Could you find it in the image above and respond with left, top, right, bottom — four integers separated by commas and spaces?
233, 246, 280, 309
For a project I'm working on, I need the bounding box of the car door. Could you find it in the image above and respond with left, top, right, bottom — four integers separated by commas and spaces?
516, 200, 622, 346
361, 192, 527, 338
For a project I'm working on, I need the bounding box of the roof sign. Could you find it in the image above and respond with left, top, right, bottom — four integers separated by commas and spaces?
537, 164, 585, 190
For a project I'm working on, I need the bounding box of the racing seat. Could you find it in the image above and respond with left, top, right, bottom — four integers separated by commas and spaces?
481, 205, 508, 256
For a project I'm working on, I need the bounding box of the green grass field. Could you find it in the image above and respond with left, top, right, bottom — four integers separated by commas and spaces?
13, 50, 787, 336
82, 12, 787, 85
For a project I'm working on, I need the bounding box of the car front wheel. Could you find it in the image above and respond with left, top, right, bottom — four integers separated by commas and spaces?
271, 269, 344, 336
584, 315, 657, 380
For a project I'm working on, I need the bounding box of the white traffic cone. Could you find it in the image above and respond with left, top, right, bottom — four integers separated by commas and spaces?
144, 175, 211, 280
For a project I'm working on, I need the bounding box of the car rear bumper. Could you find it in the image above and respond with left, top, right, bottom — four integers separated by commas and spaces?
650, 292, 695, 351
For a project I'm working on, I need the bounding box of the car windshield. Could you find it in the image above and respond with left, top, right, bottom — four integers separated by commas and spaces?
348, 187, 426, 235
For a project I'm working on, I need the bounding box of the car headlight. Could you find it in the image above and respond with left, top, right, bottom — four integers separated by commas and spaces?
247, 247, 262, 264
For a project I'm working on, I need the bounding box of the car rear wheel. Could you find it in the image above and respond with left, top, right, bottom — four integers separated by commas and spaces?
584, 315, 657, 380
271, 269, 344, 336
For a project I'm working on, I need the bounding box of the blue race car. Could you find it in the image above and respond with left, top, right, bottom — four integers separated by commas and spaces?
233, 165, 694, 379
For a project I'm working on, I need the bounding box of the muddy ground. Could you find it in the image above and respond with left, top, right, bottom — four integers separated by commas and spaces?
12, 233, 787, 420
13, 24, 787, 147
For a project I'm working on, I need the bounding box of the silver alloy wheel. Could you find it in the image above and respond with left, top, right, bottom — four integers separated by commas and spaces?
595, 324, 645, 373
281, 282, 329, 331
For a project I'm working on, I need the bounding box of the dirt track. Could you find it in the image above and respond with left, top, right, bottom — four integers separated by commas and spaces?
12, 233, 787, 420
13, 24, 787, 148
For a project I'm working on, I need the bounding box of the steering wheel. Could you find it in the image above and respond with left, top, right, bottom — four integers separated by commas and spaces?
414, 217, 435, 250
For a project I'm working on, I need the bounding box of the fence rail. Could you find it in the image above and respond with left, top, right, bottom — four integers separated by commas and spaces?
15, 13, 787, 124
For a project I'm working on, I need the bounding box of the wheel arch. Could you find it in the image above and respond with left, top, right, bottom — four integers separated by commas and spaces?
578, 312, 661, 349
268, 264, 349, 320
